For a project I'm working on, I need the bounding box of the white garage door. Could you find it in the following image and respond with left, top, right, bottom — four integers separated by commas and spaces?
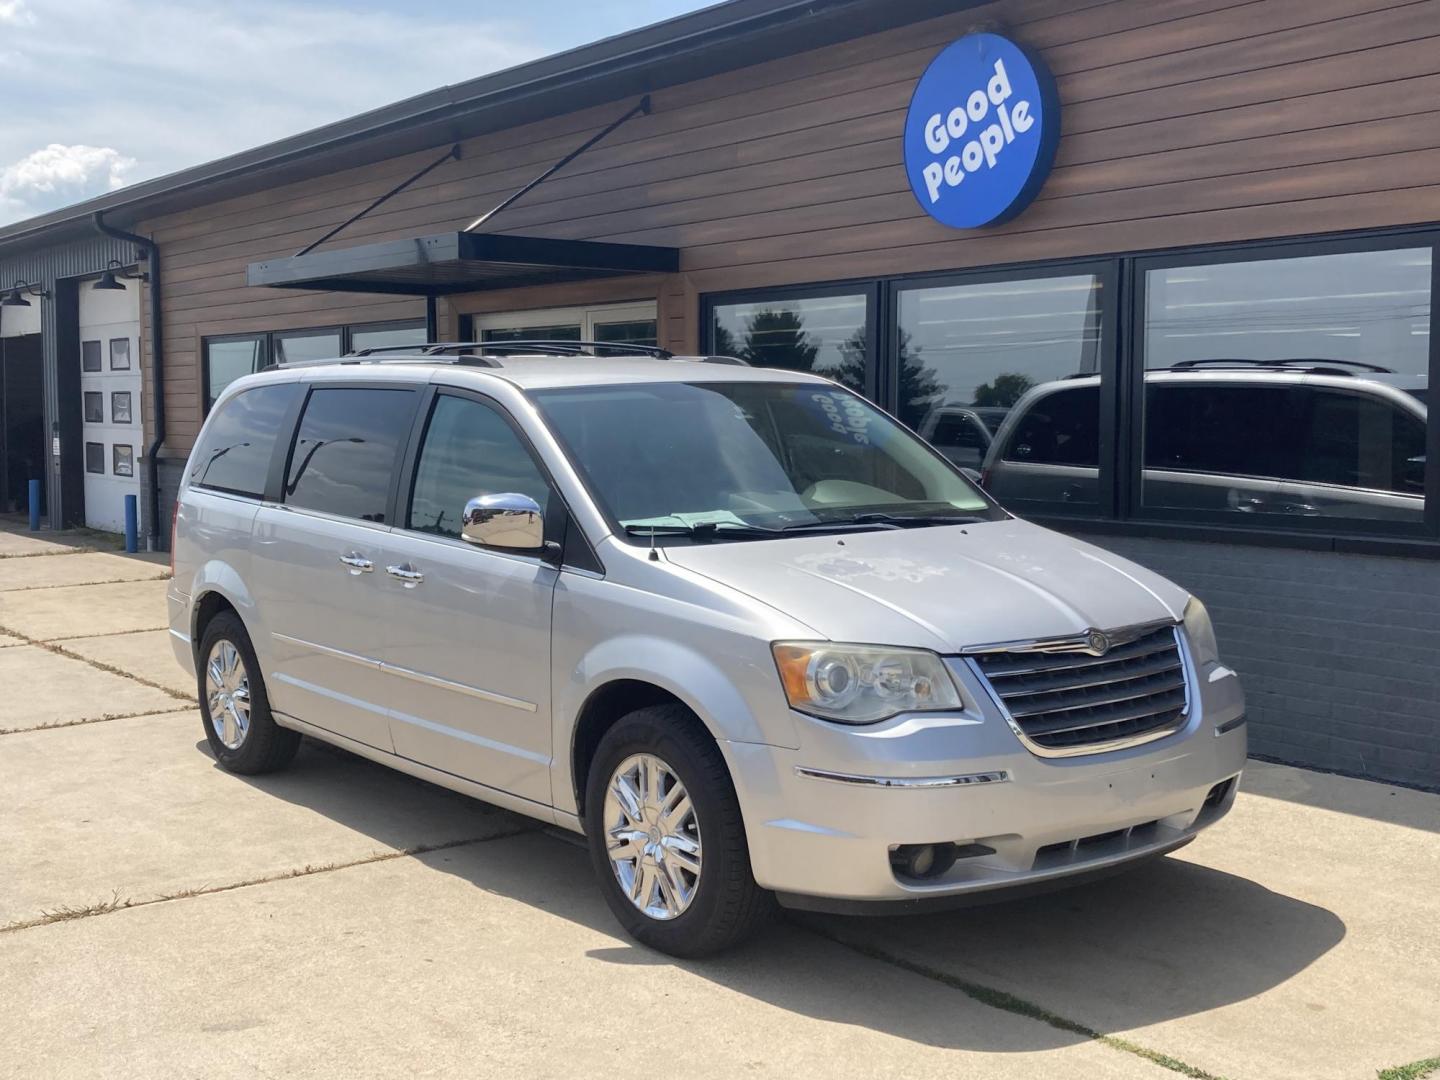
78, 281, 142, 533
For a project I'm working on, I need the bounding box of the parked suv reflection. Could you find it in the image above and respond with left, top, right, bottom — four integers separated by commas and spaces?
956, 360, 1428, 522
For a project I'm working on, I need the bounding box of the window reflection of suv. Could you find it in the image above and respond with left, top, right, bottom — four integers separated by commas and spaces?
982, 360, 1428, 521
170, 342, 1245, 957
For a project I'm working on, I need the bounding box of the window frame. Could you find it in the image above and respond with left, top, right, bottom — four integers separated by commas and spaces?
1127, 231, 1436, 540
702, 280, 881, 401
698, 225, 1440, 552
201, 319, 426, 414
886, 260, 1119, 519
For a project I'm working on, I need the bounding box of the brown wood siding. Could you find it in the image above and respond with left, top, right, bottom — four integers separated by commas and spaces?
139, 0, 1440, 452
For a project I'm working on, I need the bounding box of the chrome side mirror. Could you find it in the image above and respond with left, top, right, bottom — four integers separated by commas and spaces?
461, 493, 544, 551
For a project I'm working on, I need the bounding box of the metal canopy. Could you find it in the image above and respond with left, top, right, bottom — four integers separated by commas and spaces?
246, 232, 680, 296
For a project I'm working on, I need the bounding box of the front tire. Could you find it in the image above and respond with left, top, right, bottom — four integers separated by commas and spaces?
197, 611, 300, 775
584, 704, 773, 957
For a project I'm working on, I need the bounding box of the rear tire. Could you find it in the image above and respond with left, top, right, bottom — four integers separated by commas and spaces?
584, 703, 774, 957
197, 611, 300, 775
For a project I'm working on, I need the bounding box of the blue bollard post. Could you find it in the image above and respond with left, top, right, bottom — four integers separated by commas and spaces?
123, 494, 138, 553
27, 479, 40, 531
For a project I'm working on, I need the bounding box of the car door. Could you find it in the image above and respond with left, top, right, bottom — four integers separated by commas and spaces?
250, 382, 420, 751
380, 388, 560, 806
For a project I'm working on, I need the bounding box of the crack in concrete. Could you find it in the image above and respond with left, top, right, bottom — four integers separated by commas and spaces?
802, 925, 1233, 1080
0, 621, 191, 703
0, 706, 194, 736
0, 828, 537, 935
1, 574, 171, 593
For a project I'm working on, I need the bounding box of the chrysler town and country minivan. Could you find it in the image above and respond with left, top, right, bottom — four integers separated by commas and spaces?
169, 342, 1246, 956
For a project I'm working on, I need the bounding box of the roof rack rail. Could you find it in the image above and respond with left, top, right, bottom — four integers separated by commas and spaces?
1165, 358, 1395, 375
346, 339, 675, 358
262, 354, 503, 371
264, 340, 751, 372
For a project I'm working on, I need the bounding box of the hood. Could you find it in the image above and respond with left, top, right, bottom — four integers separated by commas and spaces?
661, 519, 1189, 653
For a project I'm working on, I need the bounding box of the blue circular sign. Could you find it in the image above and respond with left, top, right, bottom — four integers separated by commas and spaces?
903, 33, 1060, 229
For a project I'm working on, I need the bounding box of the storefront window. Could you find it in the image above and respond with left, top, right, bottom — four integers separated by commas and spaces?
273, 329, 342, 365
1142, 247, 1430, 524
350, 321, 426, 352
709, 292, 867, 391
897, 274, 1103, 507
204, 335, 267, 408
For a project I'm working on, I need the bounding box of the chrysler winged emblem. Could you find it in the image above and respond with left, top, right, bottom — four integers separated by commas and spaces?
1086, 629, 1110, 656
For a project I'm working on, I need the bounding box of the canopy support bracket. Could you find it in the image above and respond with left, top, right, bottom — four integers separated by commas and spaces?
295, 144, 462, 258
463, 95, 651, 233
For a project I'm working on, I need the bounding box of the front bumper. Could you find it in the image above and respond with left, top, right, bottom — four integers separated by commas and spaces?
724, 657, 1247, 905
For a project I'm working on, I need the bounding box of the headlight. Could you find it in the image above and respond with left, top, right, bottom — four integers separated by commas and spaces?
771, 642, 963, 724
1183, 596, 1220, 667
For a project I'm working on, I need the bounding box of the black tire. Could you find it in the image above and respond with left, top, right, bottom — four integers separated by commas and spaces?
584, 703, 774, 957
196, 611, 300, 775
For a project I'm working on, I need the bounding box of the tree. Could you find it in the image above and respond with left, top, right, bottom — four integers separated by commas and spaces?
835, 327, 946, 418
972, 372, 1035, 408
740, 308, 818, 372
711, 322, 739, 360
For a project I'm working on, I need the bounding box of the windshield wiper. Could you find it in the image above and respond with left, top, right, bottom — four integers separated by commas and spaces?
841, 512, 989, 527
623, 519, 903, 542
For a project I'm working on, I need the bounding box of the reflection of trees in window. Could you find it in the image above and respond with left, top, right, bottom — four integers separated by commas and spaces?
839, 328, 945, 415
712, 322, 739, 359
973, 373, 1035, 407
739, 309, 818, 371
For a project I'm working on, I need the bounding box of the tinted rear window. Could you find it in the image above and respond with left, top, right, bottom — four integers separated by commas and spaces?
283, 387, 416, 523
999, 385, 1100, 467
189, 383, 299, 497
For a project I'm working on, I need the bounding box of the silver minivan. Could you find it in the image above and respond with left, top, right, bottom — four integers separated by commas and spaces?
169, 343, 1247, 956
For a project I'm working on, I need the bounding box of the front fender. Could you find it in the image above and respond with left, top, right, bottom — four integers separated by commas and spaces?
551, 632, 800, 818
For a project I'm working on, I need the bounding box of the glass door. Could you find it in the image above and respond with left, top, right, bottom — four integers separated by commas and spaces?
472, 302, 657, 348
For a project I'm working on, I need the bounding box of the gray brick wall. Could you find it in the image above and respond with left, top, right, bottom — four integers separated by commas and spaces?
138, 454, 185, 551
1070, 531, 1440, 790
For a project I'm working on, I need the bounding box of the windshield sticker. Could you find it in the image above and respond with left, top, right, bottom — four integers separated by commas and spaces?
805, 391, 874, 445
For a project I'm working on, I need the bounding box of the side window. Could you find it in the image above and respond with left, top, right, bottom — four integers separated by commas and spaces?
1000, 385, 1100, 467
1301, 389, 1427, 494
284, 388, 416, 522
1144, 384, 1300, 480
189, 383, 300, 497
407, 395, 552, 539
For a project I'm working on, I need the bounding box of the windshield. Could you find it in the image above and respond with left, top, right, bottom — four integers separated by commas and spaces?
530, 380, 1000, 542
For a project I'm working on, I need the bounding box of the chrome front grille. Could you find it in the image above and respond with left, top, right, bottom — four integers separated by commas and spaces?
967, 622, 1190, 757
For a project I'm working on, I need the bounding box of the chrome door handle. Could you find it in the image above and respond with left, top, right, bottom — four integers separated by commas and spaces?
386, 563, 424, 587
339, 552, 374, 574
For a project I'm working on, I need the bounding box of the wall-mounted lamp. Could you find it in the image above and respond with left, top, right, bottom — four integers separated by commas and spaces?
0, 280, 50, 307
93, 259, 146, 292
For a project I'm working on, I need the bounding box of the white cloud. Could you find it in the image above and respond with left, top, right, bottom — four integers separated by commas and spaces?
0, 144, 136, 219
0, 1, 34, 26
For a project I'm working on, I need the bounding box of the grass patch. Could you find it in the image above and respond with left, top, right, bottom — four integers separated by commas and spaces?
814, 929, 1230, 1080
1380, 1057, 1440, 1080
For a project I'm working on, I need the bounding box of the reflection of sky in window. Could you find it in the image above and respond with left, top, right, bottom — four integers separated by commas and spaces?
899, 275, 1102, 406
1146, 249, 1431, 375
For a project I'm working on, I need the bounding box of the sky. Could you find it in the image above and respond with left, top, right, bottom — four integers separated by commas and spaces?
0, 0, 715, 225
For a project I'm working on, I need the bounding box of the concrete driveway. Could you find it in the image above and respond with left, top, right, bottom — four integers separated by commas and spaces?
2, 524, 1437, 1080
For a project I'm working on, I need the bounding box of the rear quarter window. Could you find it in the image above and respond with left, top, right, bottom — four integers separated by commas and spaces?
189, 382, 300, 498
999, 385, 1100, 467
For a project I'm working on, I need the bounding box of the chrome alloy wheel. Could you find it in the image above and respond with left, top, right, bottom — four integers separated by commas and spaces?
205, 639, 252, 750
603, 753, 703, 921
